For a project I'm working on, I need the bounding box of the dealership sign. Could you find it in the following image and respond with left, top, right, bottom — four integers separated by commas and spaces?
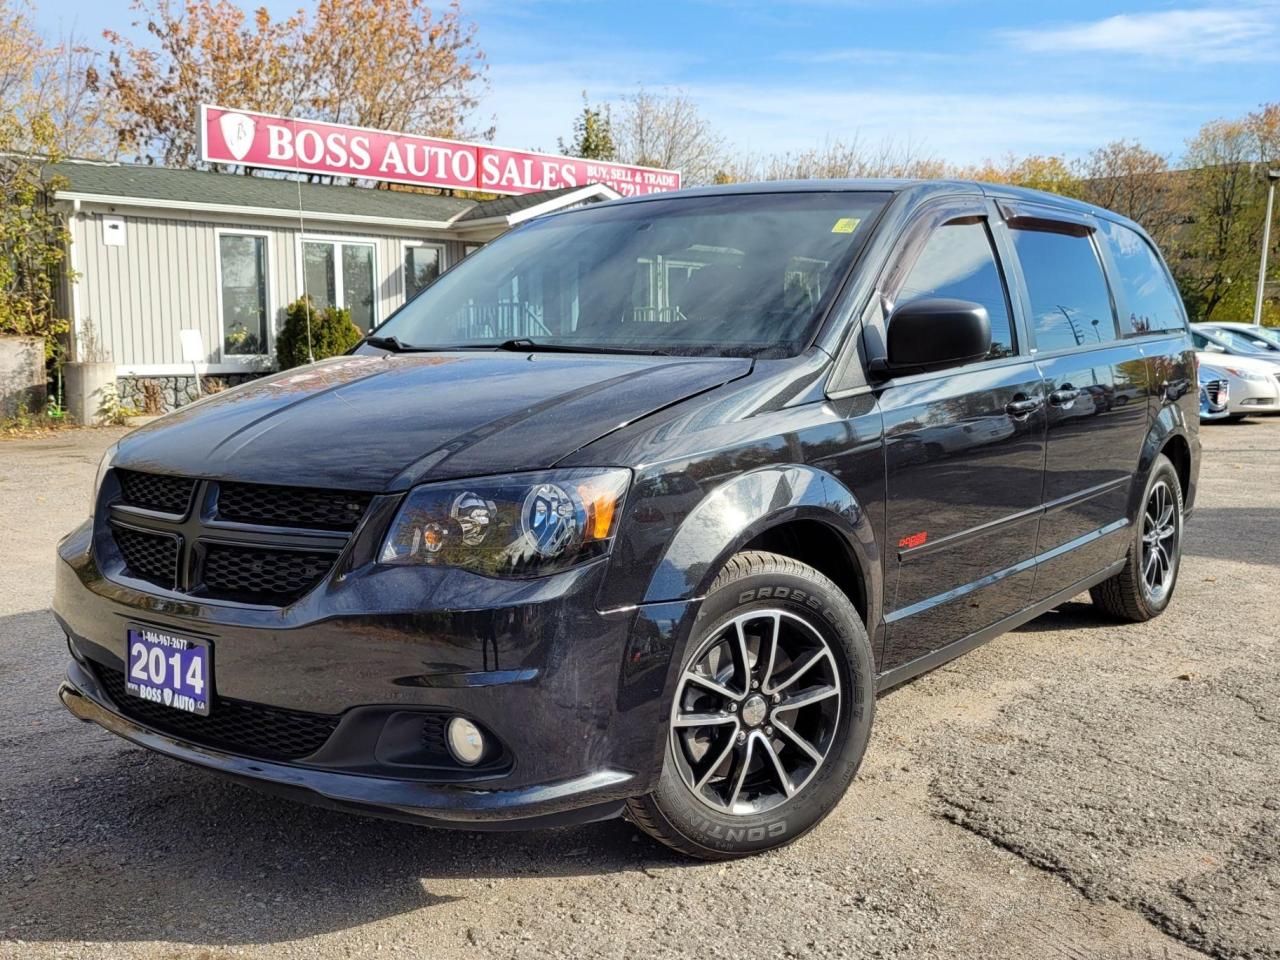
199, 104, 681, 197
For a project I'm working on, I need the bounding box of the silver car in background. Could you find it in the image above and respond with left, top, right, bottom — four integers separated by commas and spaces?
1196, 351, 1280, 419
1198, 362, 1230, 422
1192, 326, 1280, 368
1199, 322, 1280, 356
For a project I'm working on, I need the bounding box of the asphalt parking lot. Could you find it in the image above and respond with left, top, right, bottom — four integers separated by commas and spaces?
1, 419, 1276, 960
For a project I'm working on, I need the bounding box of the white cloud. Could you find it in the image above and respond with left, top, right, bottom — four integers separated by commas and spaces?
1004, 4, 1278, 64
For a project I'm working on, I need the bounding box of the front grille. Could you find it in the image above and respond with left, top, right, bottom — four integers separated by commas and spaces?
201, 543, 339, 603
1206, 380, 1227, 405
117, 470, 196, 515
112, 526, 179, 589
94, 662, 340, 761
103, 474, 365, 607
217, 481, 372, 531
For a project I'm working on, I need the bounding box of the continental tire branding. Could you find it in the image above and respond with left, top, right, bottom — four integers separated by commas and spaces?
692, 816, 789, 844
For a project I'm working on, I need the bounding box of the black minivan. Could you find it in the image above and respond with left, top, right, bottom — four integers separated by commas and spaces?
54, 180, 1199, 859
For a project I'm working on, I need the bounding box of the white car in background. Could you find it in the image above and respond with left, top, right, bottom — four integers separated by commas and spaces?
1199, 321, 1280, 355
1197, 352, 1280, 419
1191, 326, 1280, 368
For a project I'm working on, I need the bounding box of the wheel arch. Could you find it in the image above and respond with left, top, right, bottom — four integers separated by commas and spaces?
641, 465, 881, 632
1133, 401, 1197, 518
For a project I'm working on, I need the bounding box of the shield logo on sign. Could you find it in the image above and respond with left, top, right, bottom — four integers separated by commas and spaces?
163, 688, 173, 706
218, 112, 256, 162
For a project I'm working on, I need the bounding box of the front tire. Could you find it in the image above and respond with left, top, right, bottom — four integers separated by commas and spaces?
626, 551, 874, 860
1090, 453, 1184, 622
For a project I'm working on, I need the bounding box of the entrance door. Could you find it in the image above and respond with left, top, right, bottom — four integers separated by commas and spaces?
872, 200, 1047, 671
302, 238, 378, 332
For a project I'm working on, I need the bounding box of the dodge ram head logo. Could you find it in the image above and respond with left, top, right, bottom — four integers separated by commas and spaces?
218, 112, 256, 162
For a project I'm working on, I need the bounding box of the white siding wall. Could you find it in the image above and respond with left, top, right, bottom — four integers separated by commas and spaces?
70, 204, 465, 372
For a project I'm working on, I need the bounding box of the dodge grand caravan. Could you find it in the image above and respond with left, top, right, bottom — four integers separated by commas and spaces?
54, 180, 1199, 859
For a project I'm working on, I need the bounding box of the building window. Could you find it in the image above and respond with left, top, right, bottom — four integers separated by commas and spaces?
404, 243, 445, 301
219, 232, 269, 356
301, 239, 377, 332
463, 243, 483, 258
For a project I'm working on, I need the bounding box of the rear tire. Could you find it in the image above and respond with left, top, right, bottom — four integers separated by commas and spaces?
1090, 453, 1184, 622
626, 551, 874, 860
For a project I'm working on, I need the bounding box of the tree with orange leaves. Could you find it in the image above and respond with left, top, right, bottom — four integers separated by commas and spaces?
104, 0, 487, 169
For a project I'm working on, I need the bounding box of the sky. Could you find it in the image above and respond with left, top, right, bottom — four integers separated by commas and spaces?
33, 0, 1280, 166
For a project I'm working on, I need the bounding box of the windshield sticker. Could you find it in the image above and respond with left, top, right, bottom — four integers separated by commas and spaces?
831, 217, 861, 234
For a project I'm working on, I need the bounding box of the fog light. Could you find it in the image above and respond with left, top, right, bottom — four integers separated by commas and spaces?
446, 716, 486, 766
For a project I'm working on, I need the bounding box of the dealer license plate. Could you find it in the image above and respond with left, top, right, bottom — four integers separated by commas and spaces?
125, 628, 212, 716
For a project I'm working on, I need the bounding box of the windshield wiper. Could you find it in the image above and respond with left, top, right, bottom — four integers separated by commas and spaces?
488, 338, 666, 356
361, 334, 434, 353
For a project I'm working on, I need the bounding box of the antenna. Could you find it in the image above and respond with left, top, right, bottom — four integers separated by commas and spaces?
291, 118, 315, 364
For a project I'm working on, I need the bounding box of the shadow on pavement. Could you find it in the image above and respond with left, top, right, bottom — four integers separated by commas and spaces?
1, 744, 676, 946
1011, 599, 1119, 634
0, 609, 682, 949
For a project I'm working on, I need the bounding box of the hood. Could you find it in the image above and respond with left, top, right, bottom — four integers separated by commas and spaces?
1196, 351, 1280, 376
114, 352, 752, 490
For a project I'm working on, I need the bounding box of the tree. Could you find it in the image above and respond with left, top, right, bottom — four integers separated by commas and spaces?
755, 136, 944, 181
558, 93, 615, 161
104, 0, 487, 168
0, 0, 117, 159
957, 153, 1084, 197
0, 115, 72, 348
1077, 140, 1180, 250
611, 86, 727, 186
298, 0, 487, 139
1177, 116, 1269, 321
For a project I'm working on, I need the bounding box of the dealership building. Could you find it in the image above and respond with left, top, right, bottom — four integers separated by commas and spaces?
49, 159, 621, 408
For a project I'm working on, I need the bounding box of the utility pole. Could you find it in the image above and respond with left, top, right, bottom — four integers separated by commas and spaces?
1254, 169, 1280, 328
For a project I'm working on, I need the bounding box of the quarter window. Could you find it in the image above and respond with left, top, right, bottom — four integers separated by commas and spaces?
219, 233, 269, 356
896, 219, 1016, 360
1011, 227, 1118, 352
1097, 221, 1186, 334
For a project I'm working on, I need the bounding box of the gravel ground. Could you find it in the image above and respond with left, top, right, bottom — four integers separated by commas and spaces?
0, 419, 1276, 959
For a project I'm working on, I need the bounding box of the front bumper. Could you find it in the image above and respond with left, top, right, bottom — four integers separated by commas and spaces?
54, 519, 697, 828
1227, 378, 1280, 414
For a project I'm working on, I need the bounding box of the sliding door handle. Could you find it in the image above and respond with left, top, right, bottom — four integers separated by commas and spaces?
1005, 396, 1043, 419
1049, 386, 1081, 406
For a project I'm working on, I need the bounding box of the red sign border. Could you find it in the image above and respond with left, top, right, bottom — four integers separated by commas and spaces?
197, 103, 681, 198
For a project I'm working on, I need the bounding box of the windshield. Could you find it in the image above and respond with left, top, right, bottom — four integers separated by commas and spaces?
1214, 325, 1280, 351
374, 191, 888, 358
1207, 327, 1274, 353
1193, 330, 1231, 352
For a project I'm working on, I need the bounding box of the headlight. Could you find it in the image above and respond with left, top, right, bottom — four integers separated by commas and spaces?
379, 468, 630, 576
1223, 367, 1266, 381
90, 442, 119, 518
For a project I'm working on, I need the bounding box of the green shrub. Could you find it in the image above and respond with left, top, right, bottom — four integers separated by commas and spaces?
276, 296, 363, 370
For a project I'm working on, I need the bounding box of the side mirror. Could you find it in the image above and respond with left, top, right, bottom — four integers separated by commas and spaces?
874, 298, 992, 377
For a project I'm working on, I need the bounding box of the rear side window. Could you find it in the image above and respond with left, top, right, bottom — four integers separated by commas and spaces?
896, 220, 1016, 360
1098, 220, 1186, 334
1011, 227, 1118, 352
